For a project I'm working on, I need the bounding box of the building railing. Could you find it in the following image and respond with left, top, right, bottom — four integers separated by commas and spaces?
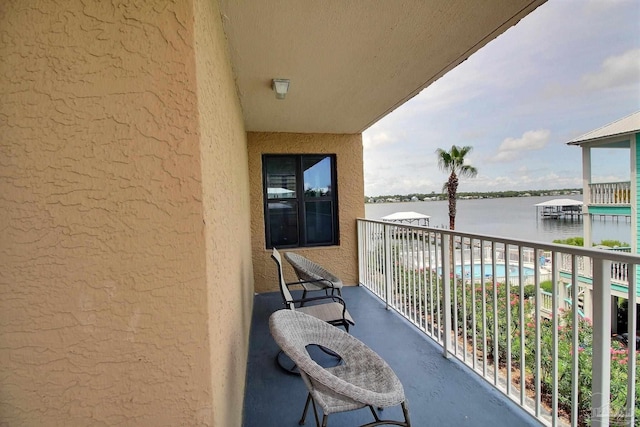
589, 182, 631, 205
539, 290, 574, 318
357, 218, 639, 427
559, 253, 631, 288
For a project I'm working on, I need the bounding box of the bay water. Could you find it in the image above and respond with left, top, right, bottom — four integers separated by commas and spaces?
365, 195, 631, 245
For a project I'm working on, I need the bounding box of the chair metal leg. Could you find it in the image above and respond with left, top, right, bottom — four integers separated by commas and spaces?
368, 405, 381, 422
299, 393, 312, 425
360, 401, 411, 427
401, 401, 411, 427
310, 396, 322, 427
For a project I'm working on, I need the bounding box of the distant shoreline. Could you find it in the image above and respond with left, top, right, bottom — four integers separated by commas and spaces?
366, 188, 582, 204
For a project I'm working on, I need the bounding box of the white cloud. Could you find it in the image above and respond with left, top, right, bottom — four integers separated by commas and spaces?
363, 130, 396, 150
581, 48, 640, 90
489, 129, 551, 162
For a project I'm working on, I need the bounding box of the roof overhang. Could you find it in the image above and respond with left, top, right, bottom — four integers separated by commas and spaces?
219, 0, 546, 134
567, 111, 640, 148
535, 199, 583, 207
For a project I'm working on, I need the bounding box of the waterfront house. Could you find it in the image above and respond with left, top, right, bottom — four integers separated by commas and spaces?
4, 2, 638, 427
569, 111, 639, 250
566, 112, 640, 327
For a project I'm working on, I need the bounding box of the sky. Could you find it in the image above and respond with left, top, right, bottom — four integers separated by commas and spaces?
363, 0, 640, 197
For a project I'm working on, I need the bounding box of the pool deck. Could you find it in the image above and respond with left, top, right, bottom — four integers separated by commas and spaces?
243, 286, 542, 426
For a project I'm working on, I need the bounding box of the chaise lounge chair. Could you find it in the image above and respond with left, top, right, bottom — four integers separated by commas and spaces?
272, 248, 353, 331
284, 251, 344, 299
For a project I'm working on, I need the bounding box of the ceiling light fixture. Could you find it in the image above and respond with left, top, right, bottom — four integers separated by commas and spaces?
272, 79, 290, 100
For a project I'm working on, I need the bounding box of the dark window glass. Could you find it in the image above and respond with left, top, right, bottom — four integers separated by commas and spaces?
267, 201, 298, 247
305, 201, 333, 244
263, 154, 338, 248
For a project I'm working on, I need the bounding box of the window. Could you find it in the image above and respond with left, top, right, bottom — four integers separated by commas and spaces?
263, 154, 339, 248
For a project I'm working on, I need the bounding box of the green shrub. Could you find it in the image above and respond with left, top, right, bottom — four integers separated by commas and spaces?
598, 239, 629, 248
553, 236, 584, 246
552, 236, 630, 248
539, 280, 553, 293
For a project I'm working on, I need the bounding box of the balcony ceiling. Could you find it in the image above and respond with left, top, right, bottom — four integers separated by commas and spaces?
218, 0, 545, 134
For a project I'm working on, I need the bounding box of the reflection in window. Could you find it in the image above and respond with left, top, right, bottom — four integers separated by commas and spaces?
303, 156, 332, 198
266, 157, 296, 199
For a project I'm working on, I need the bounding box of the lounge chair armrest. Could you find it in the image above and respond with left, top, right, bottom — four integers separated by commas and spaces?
285, 278, 333, 288
290, 294, 346, 306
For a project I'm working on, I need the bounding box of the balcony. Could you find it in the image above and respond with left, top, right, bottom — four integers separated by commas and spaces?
244, 287, 540, 426
589, 182, 631, 206
244, 219, 639, 426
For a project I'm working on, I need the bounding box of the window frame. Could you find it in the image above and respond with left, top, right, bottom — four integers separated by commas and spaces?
262, 154, 339, 249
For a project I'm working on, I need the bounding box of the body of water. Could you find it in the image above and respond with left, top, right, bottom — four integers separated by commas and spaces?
365, 195, 632, 245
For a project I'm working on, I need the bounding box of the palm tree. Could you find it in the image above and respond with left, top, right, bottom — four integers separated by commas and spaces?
436, 145, 478, 230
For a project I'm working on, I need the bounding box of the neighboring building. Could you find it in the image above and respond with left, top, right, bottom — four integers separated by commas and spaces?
566, 111, 640, 322
0, 1, 545, 425
568, 111, 640, 251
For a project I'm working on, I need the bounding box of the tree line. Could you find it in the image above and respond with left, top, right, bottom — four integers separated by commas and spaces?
366, 188, 582, 204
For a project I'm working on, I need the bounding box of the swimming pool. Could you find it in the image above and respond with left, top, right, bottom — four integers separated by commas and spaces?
440, 263, 536, 279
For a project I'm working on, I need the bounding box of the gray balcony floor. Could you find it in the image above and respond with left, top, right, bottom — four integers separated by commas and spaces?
243, 286, 541, 427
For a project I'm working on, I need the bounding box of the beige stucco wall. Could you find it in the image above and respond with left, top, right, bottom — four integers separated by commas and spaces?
248, 133, 365, 293
193, 0, 254, 425
0, 1, 252, 425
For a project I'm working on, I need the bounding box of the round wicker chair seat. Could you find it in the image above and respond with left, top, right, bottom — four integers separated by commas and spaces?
270, 310, 407, 417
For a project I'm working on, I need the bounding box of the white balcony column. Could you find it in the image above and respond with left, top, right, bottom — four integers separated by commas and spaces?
582, 147, 593, 247
591, 257, 612, 427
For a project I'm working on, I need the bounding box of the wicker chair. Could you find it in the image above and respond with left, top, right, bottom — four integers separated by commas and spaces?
269, 310, 411, 427
284, 251, 344, 299
272, 248, 353, 332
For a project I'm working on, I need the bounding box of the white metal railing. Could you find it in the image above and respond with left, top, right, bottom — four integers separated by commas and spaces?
589, 182, 631, 205
357, 218, 639, 427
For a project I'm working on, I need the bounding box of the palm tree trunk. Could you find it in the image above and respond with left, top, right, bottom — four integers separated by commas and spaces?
447, 172, 458, 230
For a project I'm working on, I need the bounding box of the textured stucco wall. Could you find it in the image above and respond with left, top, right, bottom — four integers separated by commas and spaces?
0, 1, 252, 425
248, 133, 365, 293
193, 0, 254, 425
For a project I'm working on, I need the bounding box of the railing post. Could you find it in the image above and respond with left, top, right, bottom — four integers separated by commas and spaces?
591, 257, 612, 427
357, 220, 363, 286
384, 224, 392, 310
442, 234, 452, 358
626, 264, 637, 426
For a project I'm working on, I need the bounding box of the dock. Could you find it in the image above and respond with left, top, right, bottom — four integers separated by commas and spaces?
535, 198, 583, 220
